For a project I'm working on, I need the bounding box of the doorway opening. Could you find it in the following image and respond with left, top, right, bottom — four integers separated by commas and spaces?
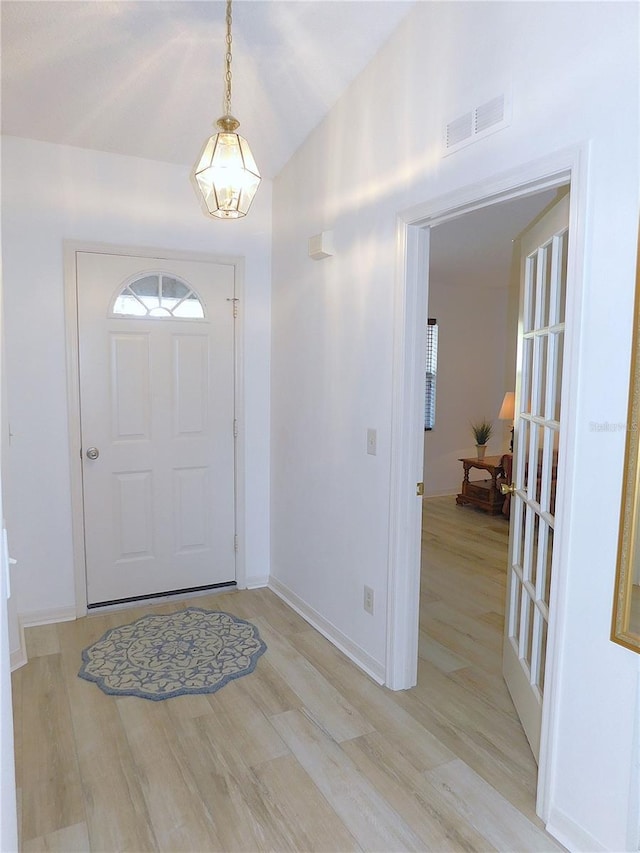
386, 146, 587, 823
419, 186, 567, 818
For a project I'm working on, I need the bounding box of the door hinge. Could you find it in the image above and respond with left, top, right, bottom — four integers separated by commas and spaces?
416, 482, 424, 496
233, 418, 239, 438
234, 534, 239, 552
226, 297, 239, 319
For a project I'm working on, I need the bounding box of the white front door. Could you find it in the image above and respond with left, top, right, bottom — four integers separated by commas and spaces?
503, 194, 569, 761
77, 251, 236, 606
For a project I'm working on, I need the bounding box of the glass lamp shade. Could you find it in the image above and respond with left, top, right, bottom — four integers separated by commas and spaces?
194, 122, 261, 219
498, 391, 516, 421
499, 390, 516, 452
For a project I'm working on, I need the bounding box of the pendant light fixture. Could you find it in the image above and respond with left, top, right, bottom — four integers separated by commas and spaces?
194, 0, 261, 219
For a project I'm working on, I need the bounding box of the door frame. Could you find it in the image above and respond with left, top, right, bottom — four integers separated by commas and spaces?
63, 241, 247, 616
386, 144, 589, 821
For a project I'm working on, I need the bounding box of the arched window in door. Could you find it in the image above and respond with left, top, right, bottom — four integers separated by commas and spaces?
111, 273, 205, 319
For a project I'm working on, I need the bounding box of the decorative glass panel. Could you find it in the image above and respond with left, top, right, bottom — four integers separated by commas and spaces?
130, 276, 159, 297
113, 293, 147, 316
162, 277, 189, 299
424, 319, 438, 430
112, 274, 205, 320
173, 293, 206, 319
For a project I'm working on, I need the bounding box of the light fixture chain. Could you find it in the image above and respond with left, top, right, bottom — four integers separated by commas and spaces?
224, 0, 233, 116
194, 0, 260, 218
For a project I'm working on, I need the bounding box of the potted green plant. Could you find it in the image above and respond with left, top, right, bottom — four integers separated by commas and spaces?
471, 419, 493, 459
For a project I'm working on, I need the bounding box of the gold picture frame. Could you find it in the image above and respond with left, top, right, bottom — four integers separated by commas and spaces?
612, 226, 640, 652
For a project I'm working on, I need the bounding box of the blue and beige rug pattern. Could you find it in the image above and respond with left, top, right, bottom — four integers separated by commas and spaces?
79, 608, 266, 701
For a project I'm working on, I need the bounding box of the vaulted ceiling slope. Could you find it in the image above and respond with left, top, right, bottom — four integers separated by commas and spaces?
1, 0, 415, 179
1, 0, 562, 287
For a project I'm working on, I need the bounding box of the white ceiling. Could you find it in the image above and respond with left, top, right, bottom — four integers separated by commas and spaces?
429, 189, 561, 290
1, 0, 561, 289
1, 0, 415, 179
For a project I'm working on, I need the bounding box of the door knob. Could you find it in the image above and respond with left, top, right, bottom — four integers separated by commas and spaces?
86, 447, 100, 460
500, 482, 516, 496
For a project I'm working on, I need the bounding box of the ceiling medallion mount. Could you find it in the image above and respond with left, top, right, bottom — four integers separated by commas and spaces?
217, 115, 240, 132
194, 0, 261, 220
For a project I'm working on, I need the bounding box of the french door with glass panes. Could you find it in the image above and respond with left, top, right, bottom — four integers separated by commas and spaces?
503, 193, 569, 761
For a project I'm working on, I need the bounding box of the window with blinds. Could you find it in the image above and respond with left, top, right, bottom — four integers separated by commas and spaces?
425, 319, 438, 430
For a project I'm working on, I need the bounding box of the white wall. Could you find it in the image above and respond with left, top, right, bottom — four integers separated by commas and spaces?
0, 199, 18, 851
423, 281, 509, 497
0, 521, 17, 853
271, 2, 639, 849
1, 136, 272, 618
0, 525, 17, 853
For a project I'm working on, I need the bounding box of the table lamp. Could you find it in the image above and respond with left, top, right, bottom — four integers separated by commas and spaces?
498, 391, 515, 452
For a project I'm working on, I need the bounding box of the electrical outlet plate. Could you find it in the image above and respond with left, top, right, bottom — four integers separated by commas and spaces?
364, 585, 374, 614
367, 428, 377, 456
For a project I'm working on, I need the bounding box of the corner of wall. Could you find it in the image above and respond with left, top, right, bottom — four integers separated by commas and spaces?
268, 576, 385, 684
9, 615, 26, 671
545, 806, 608, 853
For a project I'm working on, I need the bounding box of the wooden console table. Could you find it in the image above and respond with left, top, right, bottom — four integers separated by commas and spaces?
456, 455, 505, 514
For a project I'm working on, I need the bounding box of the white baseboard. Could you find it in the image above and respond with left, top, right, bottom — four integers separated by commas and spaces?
268, 576, 385, 684
10, 648, 27, 671
20, 605, 77, 628
10, 622, 27, 672
546, 805, 607, 852
244, 575, 269, 590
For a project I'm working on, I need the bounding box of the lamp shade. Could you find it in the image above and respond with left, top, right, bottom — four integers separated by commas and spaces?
194, 119, 261, 219
498, 391, 515, 421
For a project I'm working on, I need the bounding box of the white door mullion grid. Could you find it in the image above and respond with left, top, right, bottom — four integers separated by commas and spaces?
503, 194, 569, 760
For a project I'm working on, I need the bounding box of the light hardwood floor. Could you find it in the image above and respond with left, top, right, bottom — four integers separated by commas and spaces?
12, 496, 564, 852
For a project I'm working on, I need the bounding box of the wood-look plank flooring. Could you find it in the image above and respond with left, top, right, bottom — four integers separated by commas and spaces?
12, 496, 564, 851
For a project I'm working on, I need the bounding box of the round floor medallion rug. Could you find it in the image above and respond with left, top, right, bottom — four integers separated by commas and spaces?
78, 608, 267, 700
